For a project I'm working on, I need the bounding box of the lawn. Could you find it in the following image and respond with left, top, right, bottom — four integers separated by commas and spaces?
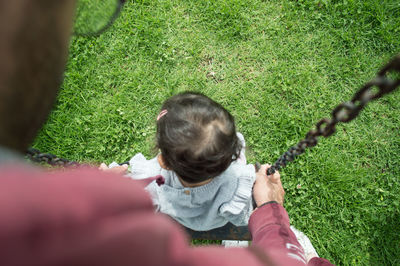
33, 0, 400, 264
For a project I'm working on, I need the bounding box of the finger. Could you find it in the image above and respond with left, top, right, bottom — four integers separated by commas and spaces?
260, 164, 271, 171
268, 171, 281, 184
99, 163, 108, 170
264, 165, 278, 177
112, 165, 128, 174
266, 168, 279, 177
256, 164, 270, 174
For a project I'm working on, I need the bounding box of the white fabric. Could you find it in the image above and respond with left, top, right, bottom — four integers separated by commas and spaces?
108, 132, 256, 231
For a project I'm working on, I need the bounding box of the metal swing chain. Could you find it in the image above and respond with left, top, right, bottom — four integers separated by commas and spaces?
26, 148, 80, 167
267, 55, 400, 175
26, 148, 130, 167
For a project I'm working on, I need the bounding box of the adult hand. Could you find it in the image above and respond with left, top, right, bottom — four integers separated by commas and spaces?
253, 164, 285, 207
99, 163, 128, 175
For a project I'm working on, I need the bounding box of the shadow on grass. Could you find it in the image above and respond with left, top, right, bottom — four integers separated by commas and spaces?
369, 210, 400, 265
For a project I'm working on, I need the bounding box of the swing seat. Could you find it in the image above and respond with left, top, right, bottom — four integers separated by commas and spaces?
184, 223, 251, 240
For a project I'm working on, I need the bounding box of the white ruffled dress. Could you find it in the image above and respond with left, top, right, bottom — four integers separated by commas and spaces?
110, 133, 256, 231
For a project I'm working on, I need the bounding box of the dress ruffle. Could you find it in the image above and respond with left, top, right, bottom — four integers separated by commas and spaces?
218, 170, 254, 225
129, 153, 161, 179
108, 153, 161, 180
107, 132, 256, 230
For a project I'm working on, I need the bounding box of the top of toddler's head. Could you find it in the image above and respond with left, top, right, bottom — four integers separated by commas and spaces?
156, 91, 241, 184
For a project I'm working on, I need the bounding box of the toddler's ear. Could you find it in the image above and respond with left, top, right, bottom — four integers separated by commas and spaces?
158, 154, 169, 170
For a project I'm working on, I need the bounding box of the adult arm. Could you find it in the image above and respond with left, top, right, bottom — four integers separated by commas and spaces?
247, 165, 334, 266
0, 165, 331, 266
249, 203, 334, 265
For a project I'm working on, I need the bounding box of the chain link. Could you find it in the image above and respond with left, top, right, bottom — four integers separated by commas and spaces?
26, 148, 129, 167
267, 55, 400, 175
26, 148, 80, 167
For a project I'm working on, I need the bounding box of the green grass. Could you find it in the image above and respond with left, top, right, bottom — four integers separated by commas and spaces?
34, 0, 400, 264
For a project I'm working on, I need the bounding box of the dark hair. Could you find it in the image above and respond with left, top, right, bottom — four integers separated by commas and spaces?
156, 91, 242, 184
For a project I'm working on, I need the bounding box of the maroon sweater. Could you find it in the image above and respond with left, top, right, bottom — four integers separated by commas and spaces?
0, 165, 333, 266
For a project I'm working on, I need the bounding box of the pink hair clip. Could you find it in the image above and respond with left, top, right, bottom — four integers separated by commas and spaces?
157, 109, 168, 121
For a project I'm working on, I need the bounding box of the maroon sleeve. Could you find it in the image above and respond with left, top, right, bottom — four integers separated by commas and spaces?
249, 203, 308, 265
249, 203, 334, 266
308, 257, 335, 266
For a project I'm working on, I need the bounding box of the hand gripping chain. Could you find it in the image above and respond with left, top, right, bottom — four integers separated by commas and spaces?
267, 55, 400, 175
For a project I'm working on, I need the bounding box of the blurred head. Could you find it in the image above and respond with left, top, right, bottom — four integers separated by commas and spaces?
0, 0, 76, 152
156, 91, 241, 184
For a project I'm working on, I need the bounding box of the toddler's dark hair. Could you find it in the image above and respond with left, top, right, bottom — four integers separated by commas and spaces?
156, 91, 242, 184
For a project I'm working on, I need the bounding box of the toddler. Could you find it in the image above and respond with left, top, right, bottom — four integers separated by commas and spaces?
110, 91, 255, 231
106, 91, 319, 259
